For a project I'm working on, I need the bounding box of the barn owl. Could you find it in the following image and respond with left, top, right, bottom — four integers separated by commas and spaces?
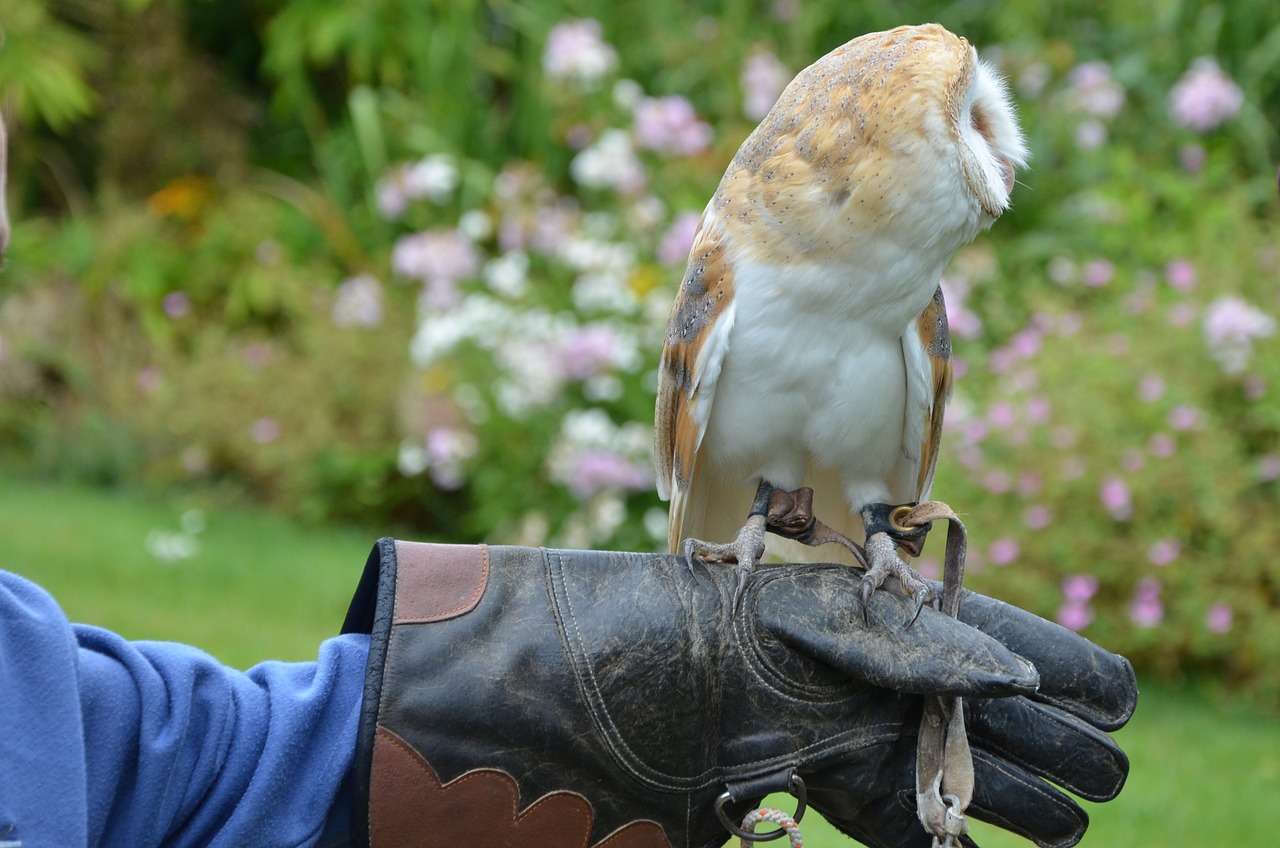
654, 24, 1028, 613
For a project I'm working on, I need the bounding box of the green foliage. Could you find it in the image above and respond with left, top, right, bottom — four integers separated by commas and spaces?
0, 0, 100, 131
2, 0, 1280, 700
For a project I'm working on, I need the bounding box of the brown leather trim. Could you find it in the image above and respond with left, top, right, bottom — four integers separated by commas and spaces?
370, 725, 671, 848
392, 541, 489, 624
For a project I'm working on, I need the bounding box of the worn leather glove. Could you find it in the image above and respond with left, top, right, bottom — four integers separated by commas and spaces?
341, 539, 1135, 848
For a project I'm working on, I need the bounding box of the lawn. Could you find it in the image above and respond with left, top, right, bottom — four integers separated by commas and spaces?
1, 474, 1276, 846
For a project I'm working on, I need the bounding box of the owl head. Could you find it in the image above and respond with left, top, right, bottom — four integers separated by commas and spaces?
724, 24, 1029, 258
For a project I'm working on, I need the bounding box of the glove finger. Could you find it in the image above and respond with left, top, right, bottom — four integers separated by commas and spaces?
752, 565, 1039, 698
966, 747, 1088, 848
968, 696, 1129, 801
955, 589, 1137, 730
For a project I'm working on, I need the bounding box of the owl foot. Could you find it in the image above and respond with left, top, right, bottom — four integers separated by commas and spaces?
683, 513, 767, 613
860, 531, 934, 628
762, 486, 869, 567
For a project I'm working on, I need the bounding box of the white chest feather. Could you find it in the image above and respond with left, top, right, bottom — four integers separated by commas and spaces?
699, 255, 938, 503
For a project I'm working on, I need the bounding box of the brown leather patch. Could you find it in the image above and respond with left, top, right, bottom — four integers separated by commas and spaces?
370, 725, 671, 848
393, 542, 489, 624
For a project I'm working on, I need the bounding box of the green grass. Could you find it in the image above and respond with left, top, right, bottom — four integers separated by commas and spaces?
2, 474, 1276, 846
0, 473, 378, 668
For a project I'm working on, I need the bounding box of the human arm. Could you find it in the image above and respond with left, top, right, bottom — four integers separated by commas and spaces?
0, 570, 368, 848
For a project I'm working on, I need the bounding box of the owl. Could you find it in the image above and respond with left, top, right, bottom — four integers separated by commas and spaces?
654, 24, 1028, 612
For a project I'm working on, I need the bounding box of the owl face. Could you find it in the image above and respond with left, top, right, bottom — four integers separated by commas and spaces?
952, 56, 1030, 220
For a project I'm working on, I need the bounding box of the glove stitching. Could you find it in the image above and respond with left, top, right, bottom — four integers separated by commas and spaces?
549, 550, 903, 790
733, 605, 861, 703
550, 549, 719, 791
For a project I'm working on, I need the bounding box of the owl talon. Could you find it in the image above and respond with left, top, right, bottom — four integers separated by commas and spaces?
683, 514, 768, 613
861, 531, 935, 627
906, 584, 932, 630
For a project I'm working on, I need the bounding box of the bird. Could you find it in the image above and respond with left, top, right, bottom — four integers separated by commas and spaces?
653, 24, 1027, 615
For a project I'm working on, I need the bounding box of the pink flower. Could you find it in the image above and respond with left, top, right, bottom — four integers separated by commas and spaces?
1058, 575, 1098, 632
543, 19, 618, 85
1258, 453, 1280, 482
1062, 574, 1099, 603
1148, 432, 1176, 458
1100, 476, 1132, 521
1169, 58, 1243, 132
741, 50, 791, 121
251, 417, 280, 445
1147, 539, 1180, 566
1024, 396, 1051, 425
1205, 603, 1232, 634
1009, 327, 1043, 358
1023, 505, 1052, 529
1082, 259, 1115, 287
1203, 296, 1276, 375
658, 212, 701, 265
632, 95, 713, 156
163, 291, 191, 319
555, 323, 630, 381
1057, 601, 1094, 631
1179, 143, 1207, 173
391, 229, 480, 289
1129, 578, 1163, 627
982, 469, 1012, 495
425, 426, 478, 491
1068, 62, 1126, 118
137, 366, 162, 395
1138, 373, 1166, 402
988, 538, 1020, 566
987, 401, 1017, 430
1164, 259, 1197, 291
1168, 405, 1203, 431
564, 450, 652, 500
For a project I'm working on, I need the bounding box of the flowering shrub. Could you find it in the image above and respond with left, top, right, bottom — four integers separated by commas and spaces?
3, 0, 1280, 700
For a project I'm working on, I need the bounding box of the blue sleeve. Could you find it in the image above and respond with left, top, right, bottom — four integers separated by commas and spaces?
0, 569, 369, 848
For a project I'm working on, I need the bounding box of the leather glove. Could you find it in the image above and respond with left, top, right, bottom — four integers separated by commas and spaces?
341, 539, 1135, 848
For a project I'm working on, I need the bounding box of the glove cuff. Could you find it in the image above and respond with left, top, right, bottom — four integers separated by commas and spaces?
340, 538, 673, 848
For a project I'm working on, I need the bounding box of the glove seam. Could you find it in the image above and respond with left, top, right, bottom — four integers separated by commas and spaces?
550, 549, 903, 790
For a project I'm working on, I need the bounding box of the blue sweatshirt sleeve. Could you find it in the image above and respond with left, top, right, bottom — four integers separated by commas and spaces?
0, 569, 369, 848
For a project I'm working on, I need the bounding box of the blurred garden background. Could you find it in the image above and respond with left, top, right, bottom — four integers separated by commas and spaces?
2, 0, 1280, 843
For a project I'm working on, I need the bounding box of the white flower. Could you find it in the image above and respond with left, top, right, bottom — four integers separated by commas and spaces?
1203, 296, 1275, 374
570, 129, 646, 194
483, 251, 530, 298
332, 274, 384, 327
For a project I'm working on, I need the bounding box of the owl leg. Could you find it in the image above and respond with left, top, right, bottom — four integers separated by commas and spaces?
859, 504, 935, 627
683, 479, 777, 612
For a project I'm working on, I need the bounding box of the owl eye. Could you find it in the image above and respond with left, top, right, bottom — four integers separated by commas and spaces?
970, 105, 993, 145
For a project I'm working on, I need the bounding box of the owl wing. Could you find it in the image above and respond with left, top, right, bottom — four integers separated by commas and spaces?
905, 285, 954, 503
654, 211, 737, 551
